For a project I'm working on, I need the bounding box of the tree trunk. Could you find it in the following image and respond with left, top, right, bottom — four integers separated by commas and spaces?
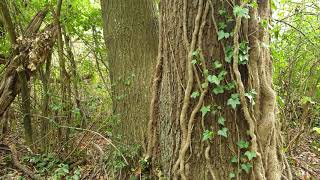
146, 1, 289, 179
101, 0, 158, 145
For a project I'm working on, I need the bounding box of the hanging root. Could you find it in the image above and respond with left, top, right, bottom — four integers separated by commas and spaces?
205, 145, 217, 180
231, 4, 266, 180
172, 1, 211, 179
146, 7, 164, 158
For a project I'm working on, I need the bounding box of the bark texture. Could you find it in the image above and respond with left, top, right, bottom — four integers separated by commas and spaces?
147, 0, 288, 179
101, 0, 158, 145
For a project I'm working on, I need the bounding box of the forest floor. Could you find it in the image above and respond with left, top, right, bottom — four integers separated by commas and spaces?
0, 129, 319, 179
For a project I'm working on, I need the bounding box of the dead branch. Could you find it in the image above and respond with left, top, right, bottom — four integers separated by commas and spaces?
0, 8, 58, 117
8, 144, 40, 179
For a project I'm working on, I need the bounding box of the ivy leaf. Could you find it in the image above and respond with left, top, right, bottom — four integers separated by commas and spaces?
218, 22, 227, 30
192, 50, 199, 57
200, 105, 211, 117
218, 127, 228, 138
203, 69, 209, 76
241, 163, 253, 174
245, 90, 257, 105
213, 86, 224, 95
191, 60, 197, 65
231, 156, 238, 163
218, 30, 230, 40
225, 46, 233, 63
218, 9, 227, 16
227, 93, 240, 109
229, 172, 236, 179
218, 116, 225, 126
237, 140, 249, 149
218, 70, 228, 80
201, 82, 209, 89
191, 91, 200, 98
312, 127, 320, 134
213, 60, 223, 69
202, 130, 214, 141
208, 75, 220, 85
233, 6, 250, 18
244, 151, 256, 161
225, 81, 236, 90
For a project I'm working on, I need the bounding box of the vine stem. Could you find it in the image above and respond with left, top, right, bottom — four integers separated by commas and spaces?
231, 4, 265, 180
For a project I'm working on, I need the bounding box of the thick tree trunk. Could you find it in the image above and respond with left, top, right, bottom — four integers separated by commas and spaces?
146, 0, 289, 179
101, 0, 158, 145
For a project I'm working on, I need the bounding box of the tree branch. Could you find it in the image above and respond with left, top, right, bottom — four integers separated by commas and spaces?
0, 1, 17, 45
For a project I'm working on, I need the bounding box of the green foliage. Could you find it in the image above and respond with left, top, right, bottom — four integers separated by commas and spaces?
227, 93, 241, 109
233, 6, 250, 18
225, 46, 234, 63
245, 89, 257, 105
218, 127, 228, 138
191, 91, 200, 98
237, 140, 249, 149
202, 130, 215, 141
208, 75, 221, 85
200, 105, 211, 117
229, 172, 236, 179
238, 42, 250, 64
244, 151, 256, 161
218, 30, 230, 40
217, 116, 225, 126
241, 163, 253, 174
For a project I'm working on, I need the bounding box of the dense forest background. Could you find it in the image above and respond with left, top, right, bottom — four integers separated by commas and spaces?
0, 0, 319, 179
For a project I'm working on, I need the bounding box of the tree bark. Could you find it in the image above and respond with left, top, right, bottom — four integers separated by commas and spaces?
101, 0, 158, 145
146, 0, 288, 179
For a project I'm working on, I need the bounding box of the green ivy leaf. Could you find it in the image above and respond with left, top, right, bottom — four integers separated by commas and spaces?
227, 93, 240, 109
245, 89, 257, 105
202, 130, 214, 141
218, 30, 230, 40
313, 127, 320, 134
192, 50, 199, 57
191, 91, 200, 98
237, 140, 249, 149
218, 9, 227, 16
231, 155, 238, 163
218, 70, 228, 80
225, 46, 233, 63
229, 172, 236, 179
203, 69, 209, 76
218, 116, 225, 126
218, 127, 228, 138
241, 163, 253, 174
213, 86, 224, 95
201, 82, 209, 89
191, 60, 197, 65
214, 60, 223, 69
233, 6, 250, 18
244, 151, 256, 161
218, 22, 227, 30
225, 81, 236, 90
208, 75, 221, 85
200, 105, 211, 117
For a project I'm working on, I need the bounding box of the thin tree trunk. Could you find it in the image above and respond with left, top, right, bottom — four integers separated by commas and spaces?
101, 0, 158, 145
39, 55, 52, 152
18, 69, 33, 146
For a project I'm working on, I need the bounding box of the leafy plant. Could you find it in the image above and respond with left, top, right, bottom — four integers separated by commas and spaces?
227, 93, 241, 109
202, 130, 215, 141
218, 127, 228, 138
233, 6, 250, 18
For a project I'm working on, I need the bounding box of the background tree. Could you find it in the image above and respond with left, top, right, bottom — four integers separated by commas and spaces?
101, 0, 158, 145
